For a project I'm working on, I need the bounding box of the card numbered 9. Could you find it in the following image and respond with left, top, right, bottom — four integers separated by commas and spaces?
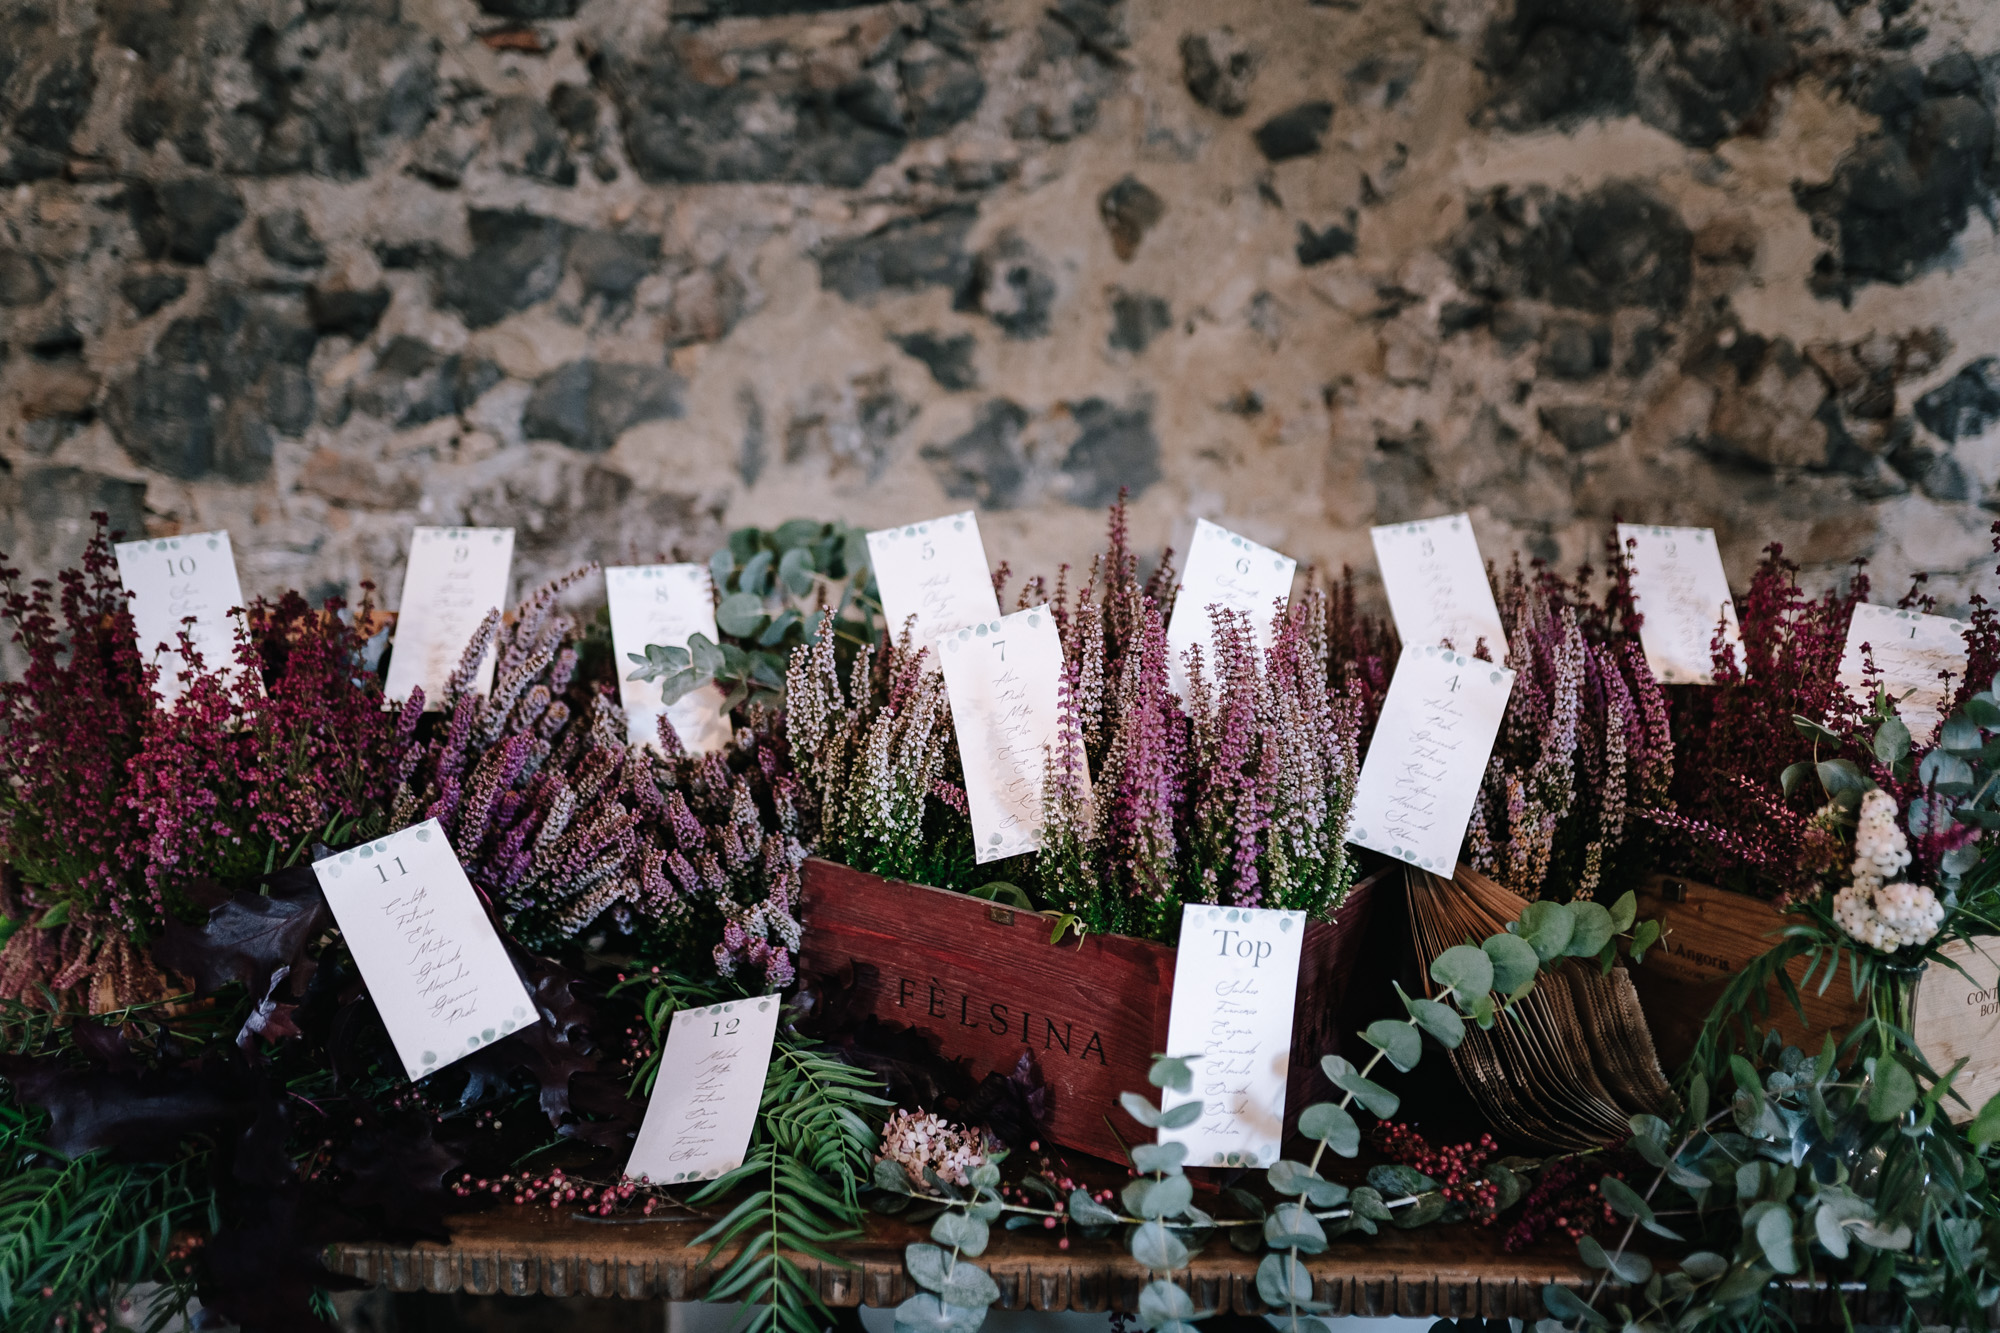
312, 820, 538, 1081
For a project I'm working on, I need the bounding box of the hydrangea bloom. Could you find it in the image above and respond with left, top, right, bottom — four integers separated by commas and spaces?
876, 1110, 993, 1188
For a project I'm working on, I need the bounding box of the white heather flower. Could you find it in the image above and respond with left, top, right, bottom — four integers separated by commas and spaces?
1833, 880, 1944, 952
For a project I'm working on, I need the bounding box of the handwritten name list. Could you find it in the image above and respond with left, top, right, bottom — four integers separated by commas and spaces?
1158, 903, 1307, 1168
628, 996, 782, 1183
607, 564, 733, 754
1618, 524, 1742, 685
1348, 644, 1515, 874
867, 512, 1001, 649
1165, 520, 1297, 700
1371, 513, 1509, 659
313, 819, 537, 1082
1838, 603, 1969, 740
114, 530, 249, 704
384, 527, 515, 708
938, 605, 1072, 864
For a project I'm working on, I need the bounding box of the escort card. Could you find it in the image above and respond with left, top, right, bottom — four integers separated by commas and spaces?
607, 564, 733, 754
627, 996, 783, 1183
1347, 643, 1515, 874
1838, 603, 1969, 740
866, 511, 1001, 648
1913, 937, 2000, 1125
1618, 524, 1743, 685
312, 820, 538, 1082
384, 527, 515, 707
938, 604, 1069, 864
114, 530, 249, 704
1157, 903, 1307, 1169
1371, 513, 1509, 658
1165, 519, 1298, 699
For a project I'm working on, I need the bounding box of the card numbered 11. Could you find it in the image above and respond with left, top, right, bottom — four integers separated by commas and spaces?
866, 511, 1001, 648
627, 996, 783, 1184
1347, 643, 1515, 874
312, 819, 538, 1082
113, 530, 249, 704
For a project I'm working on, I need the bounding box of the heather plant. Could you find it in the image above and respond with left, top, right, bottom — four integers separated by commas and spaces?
1465, 559, 1672, 902
390, 567, 806, 987
786, 501, 1366, 943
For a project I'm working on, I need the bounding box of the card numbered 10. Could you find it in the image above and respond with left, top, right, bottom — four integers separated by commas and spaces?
312, 819, 538, 1082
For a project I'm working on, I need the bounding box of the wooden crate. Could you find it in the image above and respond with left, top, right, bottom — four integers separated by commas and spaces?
1913, 936, 2000, 1124
798, 858, 1386, 1165
1629, 874, 1867, 1068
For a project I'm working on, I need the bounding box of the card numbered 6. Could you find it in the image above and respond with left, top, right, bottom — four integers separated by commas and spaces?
312, 820, 538, 1082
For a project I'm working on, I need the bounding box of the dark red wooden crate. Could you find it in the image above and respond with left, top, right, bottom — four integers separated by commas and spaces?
798, 859, 1386, 1165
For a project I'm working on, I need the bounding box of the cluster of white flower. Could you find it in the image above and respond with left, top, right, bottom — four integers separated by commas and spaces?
876, 1109, 992, 1188
1831, 791, 1943, 951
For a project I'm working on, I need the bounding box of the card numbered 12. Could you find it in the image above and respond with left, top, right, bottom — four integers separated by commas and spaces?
1347, 643, 1515, 875
113, 530, 249, 704
866, 511, 1002, 649
312, 819, 538, 1082
627, 996, 783, 1185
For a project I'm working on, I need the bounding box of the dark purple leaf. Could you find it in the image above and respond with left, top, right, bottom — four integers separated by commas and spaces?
3, 1059, 250, 1160
332, 1122, 461, 1243
151, 865, 330, 999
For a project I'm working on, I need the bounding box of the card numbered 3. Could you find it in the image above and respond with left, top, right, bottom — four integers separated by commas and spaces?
313, 820, 538, 1082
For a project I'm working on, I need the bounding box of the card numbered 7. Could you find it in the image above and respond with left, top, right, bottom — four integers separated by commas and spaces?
627, 996, 783, 1184
1347, 643, 1515, 874
1618, 524, 1743, 685
312, 819, 538, 1082
938, 604, 1072, 864
114, 530, 249, 704
866, 511, 1001, 649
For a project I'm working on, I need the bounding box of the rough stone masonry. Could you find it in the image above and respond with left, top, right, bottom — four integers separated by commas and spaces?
4, 0, 2000, 617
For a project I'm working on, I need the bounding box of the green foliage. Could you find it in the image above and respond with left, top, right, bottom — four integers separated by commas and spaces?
689, 1040, 892, 1333
629, 520, 878, 712
0, 1098, 205, 1333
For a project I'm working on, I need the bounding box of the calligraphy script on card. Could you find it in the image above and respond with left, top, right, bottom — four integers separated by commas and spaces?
384, 527, 516, 708
1618, 524, 1742, 686
1371, 514, 1509, 659
1838, 603, 1968, 741
938, 605, 1072, 864
607, 564, 733, 754
1165, 520, 1297, 700
1348, 644, 1515, 874
114, 530, 249, 704
313, 820, 537, 1082
866, 512, 1001, 649
1158, 904, 1307, 1168
627, 996, 782, 1184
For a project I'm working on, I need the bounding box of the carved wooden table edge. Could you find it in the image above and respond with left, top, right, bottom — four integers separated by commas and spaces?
325, 1211, 1603, 1319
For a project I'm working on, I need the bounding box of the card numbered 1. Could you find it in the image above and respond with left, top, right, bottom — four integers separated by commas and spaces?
312, 819, 538, 1082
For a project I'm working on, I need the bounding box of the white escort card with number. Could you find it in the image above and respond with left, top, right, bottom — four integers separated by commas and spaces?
1165, 520, 1297, 699
1157, 903, 1307, 1169
606, 564, 733, 754
114, 530, 249, 704
1371, 514, 1509, 658
938, 604, 1071, 864
312, 819, 538, 1082
627, 996, 783, 1184
1347, 643, 1515, 874
866, 512, 1001, 648
1837, 603, 1969, 740
1618, 524, 1743, 685
384, 527, 516, 707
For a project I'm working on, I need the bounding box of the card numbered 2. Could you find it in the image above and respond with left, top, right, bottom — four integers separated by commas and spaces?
313, 820, 538, 1082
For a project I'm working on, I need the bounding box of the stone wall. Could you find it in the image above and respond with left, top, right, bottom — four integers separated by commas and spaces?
5, 0, 2000, 618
